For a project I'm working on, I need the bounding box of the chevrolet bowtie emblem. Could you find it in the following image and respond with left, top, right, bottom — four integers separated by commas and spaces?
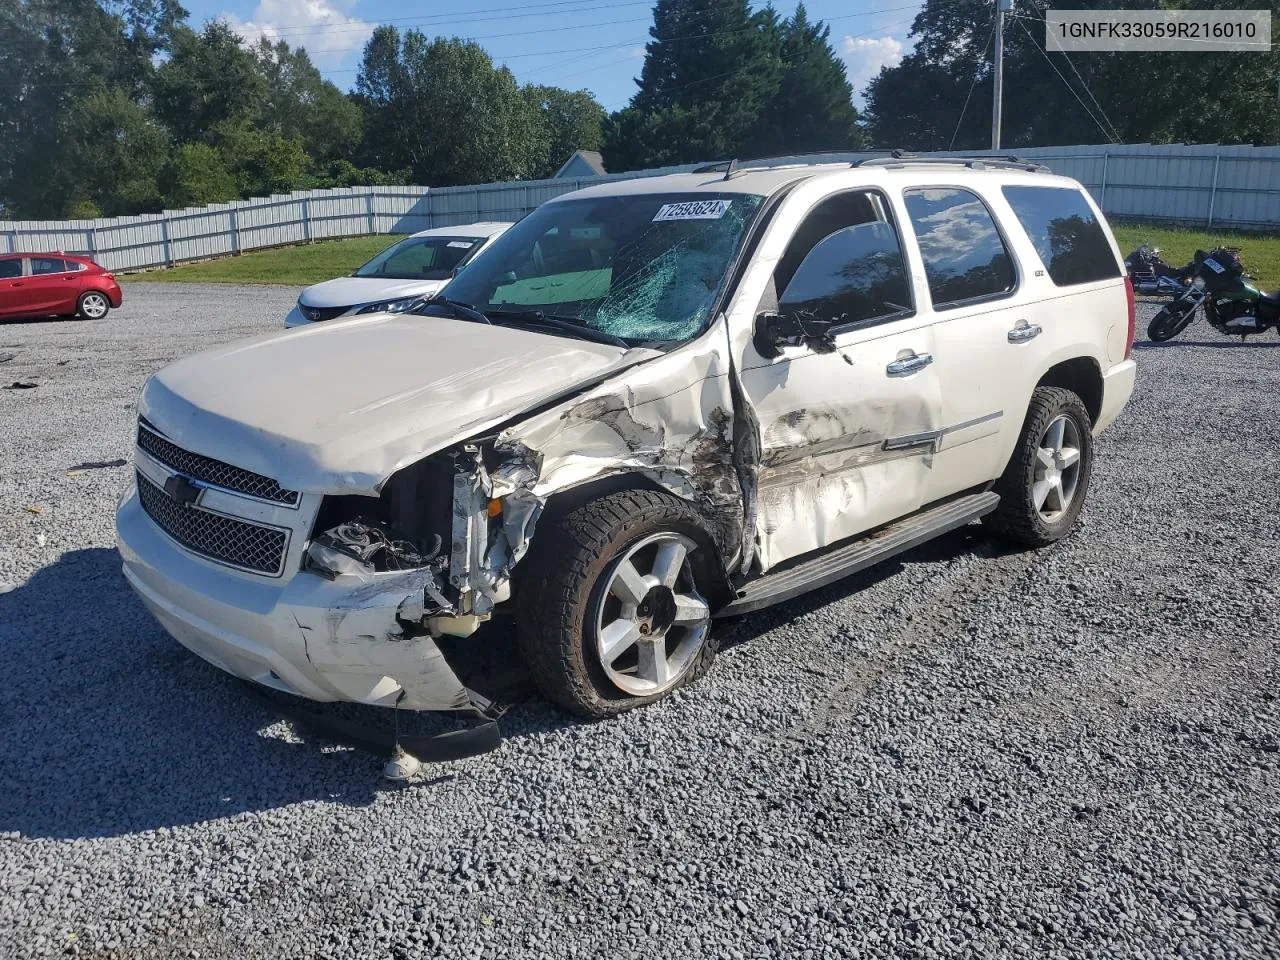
164, 473, 202, 507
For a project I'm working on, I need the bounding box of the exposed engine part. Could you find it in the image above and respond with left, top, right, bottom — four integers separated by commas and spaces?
305, 518, 442, 579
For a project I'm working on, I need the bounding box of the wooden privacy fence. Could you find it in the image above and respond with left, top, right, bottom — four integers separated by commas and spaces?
2, 144, 1277, 273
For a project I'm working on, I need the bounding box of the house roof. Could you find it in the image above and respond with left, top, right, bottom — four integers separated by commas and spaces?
553, 150, 606, 178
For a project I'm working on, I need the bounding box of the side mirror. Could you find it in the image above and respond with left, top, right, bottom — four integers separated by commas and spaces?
754, 311, 838, 358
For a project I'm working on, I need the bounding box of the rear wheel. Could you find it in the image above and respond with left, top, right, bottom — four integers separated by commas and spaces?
515, 490, 718, 719
76, 291, 110, 320
984, 386, 1094, 548
1147, 303, 1194, 342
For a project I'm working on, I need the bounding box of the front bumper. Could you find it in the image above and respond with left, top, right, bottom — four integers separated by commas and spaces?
1095, 358, 1137, 435
116, 490, 478, 713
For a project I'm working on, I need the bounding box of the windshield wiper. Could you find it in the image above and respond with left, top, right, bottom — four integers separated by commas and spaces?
418, 296, 492, 325
486, 309, 629, 348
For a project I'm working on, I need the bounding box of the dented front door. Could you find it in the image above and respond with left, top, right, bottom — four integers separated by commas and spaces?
737, 317, 942, 570
725, 178, 944, 572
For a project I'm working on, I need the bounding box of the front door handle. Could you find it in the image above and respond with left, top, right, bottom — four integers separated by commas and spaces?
886, 352, 933, 377
1007, 321, 1042, 343
10, 281, 24, 287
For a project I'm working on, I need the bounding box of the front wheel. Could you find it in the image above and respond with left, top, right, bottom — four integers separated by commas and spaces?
1147, 303, 1194, 342
984, 386, 1094, 548
515, 490, 718, 719
75, 291, 111, 321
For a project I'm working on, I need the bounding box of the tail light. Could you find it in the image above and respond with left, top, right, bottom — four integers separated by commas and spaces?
1123, 275, 1136, 359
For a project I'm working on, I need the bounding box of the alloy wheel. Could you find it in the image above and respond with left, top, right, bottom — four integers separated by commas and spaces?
80, 293, 109, 319
1033, 414, 1082, 522
594, 532, 710, 697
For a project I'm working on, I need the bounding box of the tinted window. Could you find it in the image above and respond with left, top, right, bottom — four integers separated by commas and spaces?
0, 259, 20, 279
778, 221, 912, 326
904, 188, 1015, 308
1002, 185, 1121, 286
31, 257, 68, 275
356, 237, 481, 280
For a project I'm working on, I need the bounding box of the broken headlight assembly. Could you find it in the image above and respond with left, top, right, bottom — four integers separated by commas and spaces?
302, 443, 545, 636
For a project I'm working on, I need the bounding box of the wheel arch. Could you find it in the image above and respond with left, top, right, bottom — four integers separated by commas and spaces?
534, 472, 736, 608
1035, 356, 1103, 425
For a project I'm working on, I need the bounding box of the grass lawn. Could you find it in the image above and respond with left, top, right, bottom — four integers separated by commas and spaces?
134, 235, 397, 285
1111, 223, 1280, 290
134, 223, 1280, 292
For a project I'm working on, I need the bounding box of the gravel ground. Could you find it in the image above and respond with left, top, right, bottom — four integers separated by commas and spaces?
1, 284, 1277, 959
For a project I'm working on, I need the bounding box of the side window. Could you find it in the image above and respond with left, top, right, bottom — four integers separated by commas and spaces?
31, 257, 68, 275
903, 188, 1015, 308
1001, 185, 1122, 286
774, 191, 913, 328
0, 259, 21, 279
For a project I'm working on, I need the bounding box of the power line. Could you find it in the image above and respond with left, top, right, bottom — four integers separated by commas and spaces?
1012, 16, 1117, 143
950, 18, 995, 150
1007, 11, 1122, 142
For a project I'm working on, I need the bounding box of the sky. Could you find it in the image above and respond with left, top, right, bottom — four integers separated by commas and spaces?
189, 0, 921, 112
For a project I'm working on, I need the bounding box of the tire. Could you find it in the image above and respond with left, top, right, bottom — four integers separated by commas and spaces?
983, 386, 1094, 548
1147, 304, 1193, 342
76, 291, 111, 321
515, 489, 719, 719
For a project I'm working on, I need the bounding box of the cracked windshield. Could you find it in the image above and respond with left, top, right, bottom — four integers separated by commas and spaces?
441, 192, 764, 341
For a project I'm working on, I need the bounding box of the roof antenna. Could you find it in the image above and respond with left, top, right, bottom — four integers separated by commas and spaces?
722, 159, 738, 181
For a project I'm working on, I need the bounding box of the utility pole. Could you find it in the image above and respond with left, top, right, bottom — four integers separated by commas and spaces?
992, 0, 1012, 150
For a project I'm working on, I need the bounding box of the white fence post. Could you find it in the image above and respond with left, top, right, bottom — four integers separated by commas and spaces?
161, 214, 173, 265
1207, 154, 1221, 229
302, 197, 312, 242
230, 209, 240, 254
6, 229, 17, 254
365, 191, 375, 234
1099, 152, 1109, 211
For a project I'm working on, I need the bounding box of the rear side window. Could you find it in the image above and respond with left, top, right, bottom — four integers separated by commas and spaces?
31, 257, 68, 275
903, 188, 1015, 308
0, 259, 20, 279
1001, 186, 1121, 286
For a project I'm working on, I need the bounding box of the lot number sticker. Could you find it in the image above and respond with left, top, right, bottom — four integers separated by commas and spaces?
653, 200, 731, 222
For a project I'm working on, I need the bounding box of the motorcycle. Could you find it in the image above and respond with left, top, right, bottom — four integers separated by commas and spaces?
1124, 243, 1190, 296
1147, 246, 1280, 342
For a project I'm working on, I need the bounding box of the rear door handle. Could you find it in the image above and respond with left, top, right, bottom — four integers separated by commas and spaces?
886, 352, 933, 377
1007, 322, 1042, 343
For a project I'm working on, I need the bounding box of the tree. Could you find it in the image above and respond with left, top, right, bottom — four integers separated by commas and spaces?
0, 0, 184, 217
253, 39, 363, 164
160, 143, 238, 208
864, 0, 1280, 149
524, 85, 606, 177
354, 31, 547, 185
64, 88, 169, 215
608, 0, 784, 166
756, 4, 864, 156
152, 21, 264, 145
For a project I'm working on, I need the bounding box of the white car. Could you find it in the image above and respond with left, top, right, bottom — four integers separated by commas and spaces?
118, 158, 1136, 765
283, 222, 510, 327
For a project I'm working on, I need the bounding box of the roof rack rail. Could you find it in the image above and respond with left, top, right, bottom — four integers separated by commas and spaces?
852, 150, 1048, 173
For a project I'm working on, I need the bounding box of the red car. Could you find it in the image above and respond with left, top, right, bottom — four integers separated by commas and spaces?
0, 253, 122, 321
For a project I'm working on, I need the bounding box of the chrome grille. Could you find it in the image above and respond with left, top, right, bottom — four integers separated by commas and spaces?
137, 472, 289, 576
138, 420, 299, 506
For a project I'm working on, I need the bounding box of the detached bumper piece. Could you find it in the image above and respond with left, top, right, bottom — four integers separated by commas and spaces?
240, 681, 502, 774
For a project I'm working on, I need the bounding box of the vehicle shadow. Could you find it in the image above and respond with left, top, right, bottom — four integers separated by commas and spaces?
1135, 338, 1280, 350
0, 548, 471, 840
0, 528, 1003, 840
717, 524, 1002, 650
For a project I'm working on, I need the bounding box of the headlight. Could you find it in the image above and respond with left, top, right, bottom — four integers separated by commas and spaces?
357, 296, 420, 315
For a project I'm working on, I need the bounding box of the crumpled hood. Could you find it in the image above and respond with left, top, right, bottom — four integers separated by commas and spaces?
299, 276, 447, 309
140, 313, 657, 495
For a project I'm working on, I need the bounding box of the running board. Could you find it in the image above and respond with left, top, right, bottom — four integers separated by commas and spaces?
717, 491, 1000, 617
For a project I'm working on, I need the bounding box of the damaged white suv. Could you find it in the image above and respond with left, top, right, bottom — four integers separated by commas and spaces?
117, 156, 1137, 747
